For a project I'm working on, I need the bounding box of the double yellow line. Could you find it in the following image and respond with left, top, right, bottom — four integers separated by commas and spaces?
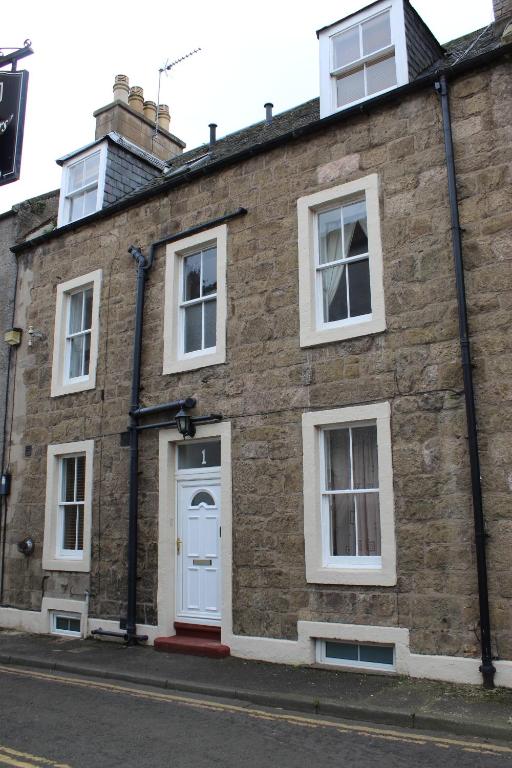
0, 664, 510, 759
0, 744, 70, 768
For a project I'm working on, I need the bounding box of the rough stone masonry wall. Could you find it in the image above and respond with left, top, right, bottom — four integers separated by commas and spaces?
3, 60, 511, 660
0, 190, 58, 512
0, 212, 17, 471
452, 64, 512, 660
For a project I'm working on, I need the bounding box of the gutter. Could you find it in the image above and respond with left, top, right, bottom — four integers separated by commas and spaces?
11, 41, 512, 257
435, 73, 495, 689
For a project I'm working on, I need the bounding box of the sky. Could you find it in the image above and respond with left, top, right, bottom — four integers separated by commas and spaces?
1, 0, 494, 214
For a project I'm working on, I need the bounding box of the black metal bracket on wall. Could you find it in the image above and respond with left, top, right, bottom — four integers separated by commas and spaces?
136, 414, 223, 432
0, 41, 33, 71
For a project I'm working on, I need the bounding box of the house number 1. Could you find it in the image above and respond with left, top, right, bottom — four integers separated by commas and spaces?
201, 449, 206, 465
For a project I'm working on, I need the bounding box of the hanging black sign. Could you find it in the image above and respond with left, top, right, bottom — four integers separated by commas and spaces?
0, 70, 29, 186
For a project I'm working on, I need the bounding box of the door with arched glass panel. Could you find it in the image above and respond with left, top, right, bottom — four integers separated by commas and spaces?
176, 478, 221, 622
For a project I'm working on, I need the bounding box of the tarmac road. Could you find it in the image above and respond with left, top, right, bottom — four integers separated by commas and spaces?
0, 665, 511, 768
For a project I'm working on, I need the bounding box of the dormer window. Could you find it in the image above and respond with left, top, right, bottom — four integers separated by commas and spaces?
318, 0, 409, 118
332, 10, 396, 108
57, 142, 107, 226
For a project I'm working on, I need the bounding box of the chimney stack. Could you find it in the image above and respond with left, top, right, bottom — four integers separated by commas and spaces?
493, 0, 512, 19
94, 75, 185, 162
264, 102, 273, 125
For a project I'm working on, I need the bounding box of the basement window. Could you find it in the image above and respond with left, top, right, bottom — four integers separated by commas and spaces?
317, 639, 395, 670
51, 611, 82, 637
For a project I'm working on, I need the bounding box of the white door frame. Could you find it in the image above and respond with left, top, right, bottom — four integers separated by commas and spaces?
176, 472, 221, 625
157, 422, 233, 640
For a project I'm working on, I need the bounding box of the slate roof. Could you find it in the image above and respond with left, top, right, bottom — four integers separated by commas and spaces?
111, 18, 510, 210
57, 131, 166, 170
11, 14, 512, 255
117, 98, 321, 203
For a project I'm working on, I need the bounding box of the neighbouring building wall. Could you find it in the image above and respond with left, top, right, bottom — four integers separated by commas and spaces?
493, 0, 512, 20
2, 59, 511, 665
0, 211, 17, 470
0, 191, 59, 469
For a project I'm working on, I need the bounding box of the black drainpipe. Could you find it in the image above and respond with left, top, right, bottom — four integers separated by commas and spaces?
435, 74, 495, 688
125, 244, 153, 644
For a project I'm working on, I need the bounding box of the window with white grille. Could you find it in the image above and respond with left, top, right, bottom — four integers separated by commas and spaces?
318, 0, 409, 118
298, 174, 386, 347
65, 287, 93, 382
58, 144, 107, 226
43, 440, 94, 573
302, 402, 396, 586
51, 270, 102, 398
164, 224, 227, 374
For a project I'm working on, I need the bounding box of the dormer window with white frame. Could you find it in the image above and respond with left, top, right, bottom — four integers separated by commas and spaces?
57, 142, 107, 226
318, 0, 409, 118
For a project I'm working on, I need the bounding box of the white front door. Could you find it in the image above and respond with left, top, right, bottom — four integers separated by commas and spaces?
176, 478, 221, 623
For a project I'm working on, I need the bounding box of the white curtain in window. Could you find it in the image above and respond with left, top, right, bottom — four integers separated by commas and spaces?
322, 209, 368, 315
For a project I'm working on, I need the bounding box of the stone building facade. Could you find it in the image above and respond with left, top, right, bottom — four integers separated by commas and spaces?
0, 190, 58, 483
1, 0, 511, 686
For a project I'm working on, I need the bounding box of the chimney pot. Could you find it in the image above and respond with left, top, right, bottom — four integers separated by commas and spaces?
128, 86, 144, 114
157, 104, 170, 132
143, 100, 157, 124
264, 102, 274, 125
113, 74, 130, 104
209, 123, 217, 147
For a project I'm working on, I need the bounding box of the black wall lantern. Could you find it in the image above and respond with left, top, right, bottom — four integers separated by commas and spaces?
175, 407, 196, 438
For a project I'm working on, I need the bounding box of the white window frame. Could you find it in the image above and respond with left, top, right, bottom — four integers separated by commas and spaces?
63, 286, 94, 386
43, 440, 94, 573
51, 270, 102, 397
319, 0, 409, 118
302, 402, 396, 586
316, 639, 396, 672
164, 224, 227, 374
57, 142, 108, 227
298, 174, 385, 347
56, 454, 86, 560
51, 611, 82, 637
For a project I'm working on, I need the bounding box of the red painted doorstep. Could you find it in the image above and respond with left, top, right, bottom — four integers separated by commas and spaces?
154, 634, 230, 658
174, 622, 221, 639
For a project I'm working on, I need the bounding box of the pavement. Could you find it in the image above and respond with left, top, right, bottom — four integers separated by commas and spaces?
0, 629, 511, 743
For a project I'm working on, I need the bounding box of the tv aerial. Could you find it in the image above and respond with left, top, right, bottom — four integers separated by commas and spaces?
155, 48, 202, 134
